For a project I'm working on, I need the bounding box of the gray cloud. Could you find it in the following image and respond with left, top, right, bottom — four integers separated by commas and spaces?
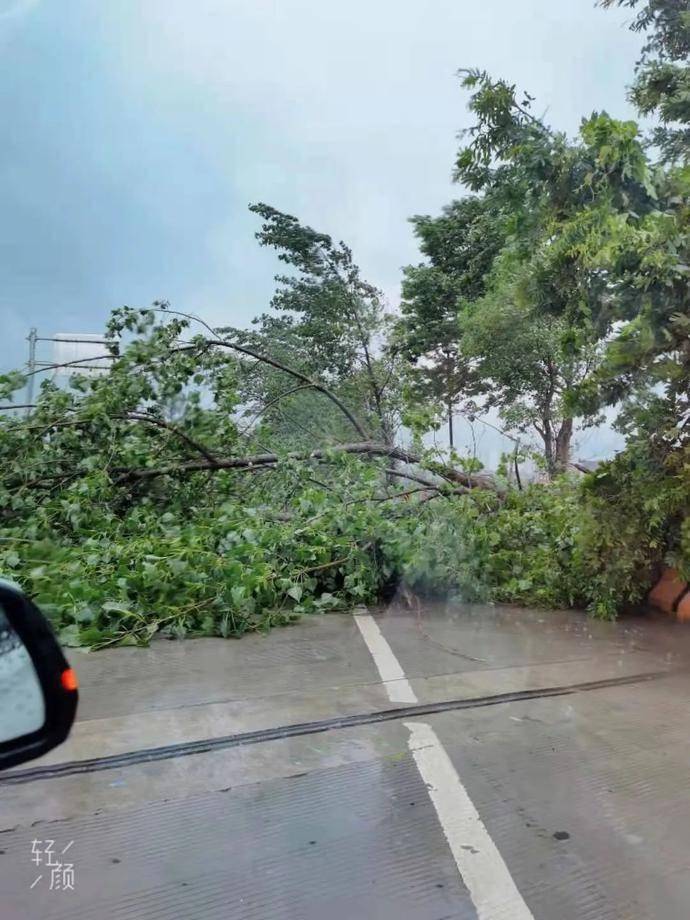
1, 0, 642, 391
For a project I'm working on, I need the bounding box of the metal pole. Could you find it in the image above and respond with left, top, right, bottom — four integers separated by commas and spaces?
26, 327, 37, 415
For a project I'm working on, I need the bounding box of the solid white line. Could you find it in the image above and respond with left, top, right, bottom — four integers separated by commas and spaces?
353, 612, 417, 703
354, 612, 534, 920
406, 721, 534, 920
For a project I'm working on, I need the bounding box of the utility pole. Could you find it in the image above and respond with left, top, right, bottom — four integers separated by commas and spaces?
26, 327, 37, 415
23, 329, 111, 417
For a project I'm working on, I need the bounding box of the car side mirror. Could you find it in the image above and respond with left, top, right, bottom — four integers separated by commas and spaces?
0, 581, 78, 771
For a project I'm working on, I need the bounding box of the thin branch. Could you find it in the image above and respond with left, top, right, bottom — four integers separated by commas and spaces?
206, 338, 368, 439
22, 355, 116, 377
151, 307, 369, 440
466, 413, 521, 444
15, 343, 202, 382
306, 476, 338, 493
384, 467, 448, 490
150, 305, 220, 341
513, 442, 523, 491
5, 411, 218, 464
418, 491, 447, 505
238, 383, 316, 435
296, 554, 355, 577
358, 487, 433, 503
122, 413, 217, 463
273, 402, 346, 447
378, 356, 398, 396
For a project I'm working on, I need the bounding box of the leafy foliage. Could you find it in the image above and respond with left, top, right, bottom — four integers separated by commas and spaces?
243, 203, 402, 447
0, 305, 494, 647
396, 482, 582, 609
3, 7, 690, 646
396, 197, 506, 444
602, 0, 690, 163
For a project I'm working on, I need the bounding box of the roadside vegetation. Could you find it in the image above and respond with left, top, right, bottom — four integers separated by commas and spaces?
1, 0, 688, 646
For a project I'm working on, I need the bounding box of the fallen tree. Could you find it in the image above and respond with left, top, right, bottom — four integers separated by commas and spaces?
0, 306, 507, 647
115, 440, 497, 491
1, 305, 684, 647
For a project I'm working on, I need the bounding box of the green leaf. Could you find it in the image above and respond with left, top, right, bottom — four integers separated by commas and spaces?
287, 584, 303, 602
58, 624, 82, 647
231, 585, 246, 606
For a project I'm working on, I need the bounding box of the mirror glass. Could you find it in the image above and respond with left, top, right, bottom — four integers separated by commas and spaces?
0, 604, 45, 744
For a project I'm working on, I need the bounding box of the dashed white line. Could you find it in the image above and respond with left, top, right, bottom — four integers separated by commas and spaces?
353, 611, 417, 703
353, 611, 535, 920
406, 721, 534, 920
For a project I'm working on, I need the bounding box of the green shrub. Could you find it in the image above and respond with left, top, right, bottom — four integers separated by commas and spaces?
393, 481, 583, 610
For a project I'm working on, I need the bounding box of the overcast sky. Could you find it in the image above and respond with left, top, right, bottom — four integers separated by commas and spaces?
0, 0, 643, 457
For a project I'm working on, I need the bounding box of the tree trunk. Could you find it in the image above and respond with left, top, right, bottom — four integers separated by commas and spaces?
513, 441, 523, 491
554, 417, 573, 474
447, 399, 454, 448
538, 417, 573, 478
541, 419, 554, 477
115, 440, 502, 491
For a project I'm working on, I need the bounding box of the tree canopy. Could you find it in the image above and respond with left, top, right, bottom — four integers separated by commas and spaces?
1, 0, 688, 642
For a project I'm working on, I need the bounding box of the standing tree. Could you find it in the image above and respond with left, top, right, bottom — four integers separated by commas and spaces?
397, 197, 506, 446
459, 272, 604, 476
591, 0, 690, 426
602, 0, 690, 164
448, 70, 660, 474
240, 203, 402, 447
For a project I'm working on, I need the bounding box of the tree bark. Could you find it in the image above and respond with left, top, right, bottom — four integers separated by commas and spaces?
541, 418, 555, 477
115, 440, 502, 492
536, 416, 573, 478
554, 417, 574, 474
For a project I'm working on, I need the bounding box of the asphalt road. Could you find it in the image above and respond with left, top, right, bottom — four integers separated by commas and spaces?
2, 601, 690, 919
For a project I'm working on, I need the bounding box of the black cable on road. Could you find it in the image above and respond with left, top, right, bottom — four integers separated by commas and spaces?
1, 669, 669, 786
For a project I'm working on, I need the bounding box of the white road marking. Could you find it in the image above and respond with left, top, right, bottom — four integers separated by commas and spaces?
353, 611, 417, 703
406, 721, 534, 920
353, 611, 535, 920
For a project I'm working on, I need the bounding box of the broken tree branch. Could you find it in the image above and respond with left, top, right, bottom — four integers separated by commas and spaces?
150, 307, 370, 441
121, 413, 218, 463
115, 441, 501, 491
206, 339, 368, 440
238, 383, 316, 435
383, 467, 451, 490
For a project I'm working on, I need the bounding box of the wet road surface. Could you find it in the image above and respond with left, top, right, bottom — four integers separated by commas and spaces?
2, 602, 690, 919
